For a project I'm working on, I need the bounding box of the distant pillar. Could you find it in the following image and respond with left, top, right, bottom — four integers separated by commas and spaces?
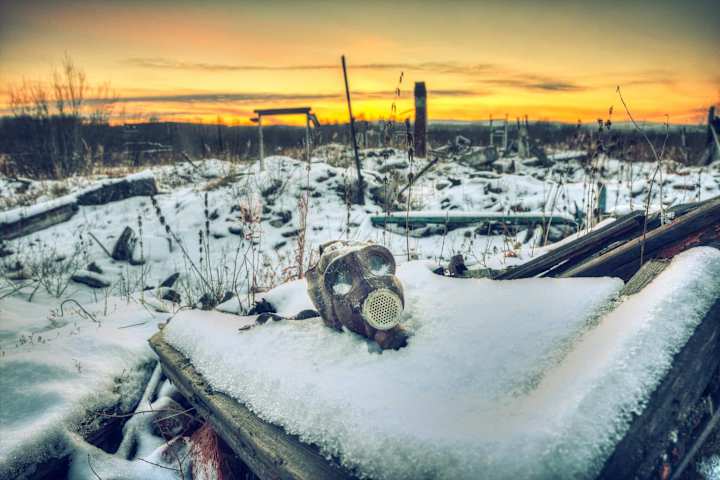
414, 82, 427, 158
708, 106, 717, 146
258, 114, 264, 171
305, 113, 311, 163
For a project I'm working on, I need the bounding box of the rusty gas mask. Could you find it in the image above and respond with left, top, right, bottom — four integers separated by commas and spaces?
306, 240, 408, 350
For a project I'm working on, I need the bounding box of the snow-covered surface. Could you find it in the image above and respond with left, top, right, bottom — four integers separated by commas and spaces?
0, 171, 156, 225
700, 455, 720, 480
0, 294, 169, 478
2, 150, 720, 478
162, 247, 720, 479
0, 195, 77, 225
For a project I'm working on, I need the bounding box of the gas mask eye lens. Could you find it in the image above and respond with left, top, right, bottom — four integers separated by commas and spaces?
331, 270, 352, 295
368, 254, 391, 276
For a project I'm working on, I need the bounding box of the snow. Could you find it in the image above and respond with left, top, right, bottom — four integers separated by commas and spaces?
162, 247, 720, 479
163, 261, 622, 479
0, 171, 157, 226
699, 455, 720, 480
0, 195, 77, 225
2, 149, 720, 477
0, 295, 169, 479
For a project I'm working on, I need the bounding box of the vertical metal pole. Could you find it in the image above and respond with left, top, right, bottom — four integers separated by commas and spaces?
413, 81, 427, 158
305, 114, 311, 164
258, 114, 264, 171
341, 55, 364, 204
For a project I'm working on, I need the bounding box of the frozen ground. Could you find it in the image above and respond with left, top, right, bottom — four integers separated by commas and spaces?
164, 247, 720, 479
0, 294, 169, 478
2, 148, 720, 478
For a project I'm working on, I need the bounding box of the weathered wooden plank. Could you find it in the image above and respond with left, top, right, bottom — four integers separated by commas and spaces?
371, 211, 576, 227
0, 201, 78, 240
597, 298, 720, 479
499, 200, 709, 280
563, 196, 720, 280
498, 210, 648, 279
149, 332, 356, 480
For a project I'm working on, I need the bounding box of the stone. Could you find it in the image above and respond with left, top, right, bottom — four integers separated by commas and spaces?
72, 271, 111, 288
111, 226, 137, 261
87, 262, 103, 274
160, 272, 180, 288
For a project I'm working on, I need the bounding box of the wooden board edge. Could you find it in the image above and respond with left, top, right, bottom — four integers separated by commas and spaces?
597, 298, 720, 479
149, 331, 357, 480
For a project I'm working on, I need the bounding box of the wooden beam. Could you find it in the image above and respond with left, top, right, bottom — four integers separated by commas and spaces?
253, 107, 312, 116
498, 211, 648, 279
562, 196, 720, 280
498, 199, 713, 280
149, 332, 356, 480
598, 297, 720, 479
0, 201, 78, 240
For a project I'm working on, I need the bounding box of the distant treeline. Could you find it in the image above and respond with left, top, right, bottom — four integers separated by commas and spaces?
0, 115, 710, 179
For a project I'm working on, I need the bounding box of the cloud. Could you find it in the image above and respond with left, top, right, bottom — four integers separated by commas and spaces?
123, 57, 496, 75
475, 76, 585, 92
100, 92, 338, 104
90, 88, 486, 106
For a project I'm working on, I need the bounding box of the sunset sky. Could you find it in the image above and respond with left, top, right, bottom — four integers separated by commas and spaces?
1, 0, 718, 125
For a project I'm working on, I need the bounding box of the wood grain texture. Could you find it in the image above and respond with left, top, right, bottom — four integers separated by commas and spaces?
149, 332, 356, 480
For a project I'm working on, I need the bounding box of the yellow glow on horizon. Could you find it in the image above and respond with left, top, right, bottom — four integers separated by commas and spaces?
1, 2, 717, 126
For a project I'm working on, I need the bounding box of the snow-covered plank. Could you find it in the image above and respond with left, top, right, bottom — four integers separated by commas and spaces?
598, 279, 720, 478
158, 249, 720, 479
149, 328, 355, 480
0, 197, 78, 240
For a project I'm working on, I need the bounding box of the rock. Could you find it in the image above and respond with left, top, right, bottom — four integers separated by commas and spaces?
273, 241, 287, 250
72, 271, 111, 288
281, 228, 302, 238
457, 146, 498, 169
160, 272, 180, 288
292, 309, 319, 320
260, 179, 283, 198
436, 181, 450, 191
448, 255, 468, 277
378, 160, 409, 173
111, 226, 137, 261
87, 262, 103, 274
448, 177, 462, 187
257, 312, 283, 324
0, 242, 13, 258
248, 298, 276, 315
159, 288, 181, 304
269, 211, 292, 228
228, 225, 244, 236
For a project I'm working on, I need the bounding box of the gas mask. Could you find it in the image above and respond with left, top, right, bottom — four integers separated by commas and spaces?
306, 240, 408, 350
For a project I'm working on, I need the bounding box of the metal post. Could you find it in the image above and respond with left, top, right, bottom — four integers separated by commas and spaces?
341, 55, 364, 205
305, 113, 311, 164
258, 114, 264, 171
413, 82, 427, 158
